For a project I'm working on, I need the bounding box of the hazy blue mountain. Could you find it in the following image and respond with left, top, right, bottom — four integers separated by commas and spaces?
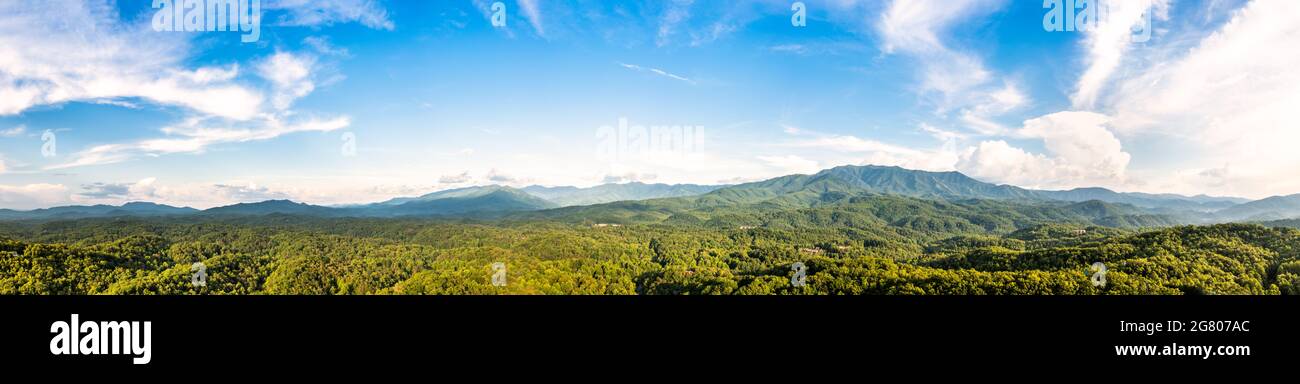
361, 186, 556, 216
202, 200, 339, 216
1036, 187, 1244, 212
0, 202, 197, 220
1214, 194, 1300, 221
197, 186, 557, 218
521, 182, 722, 207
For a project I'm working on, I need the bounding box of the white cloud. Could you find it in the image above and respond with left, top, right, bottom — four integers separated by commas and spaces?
956, 111, 1130, 189
0, 183, 70, 210
959, 110, 1009, 136
1071, 0, 1171, 108
1104, 0, 1300, 198
656, 0, 694, 47
0, 11, 348, 172
979, 82, 1027, 115
268, 0, 395, 30
0, 125, 26, 138
877, 0, 1025, 128
617, 62, 696, 85
919, 123, 965, 142
758, 155, 821, 175
792, 134, 915, 154
210, 183, 294, 201
785, 133, 959, 173
0, 1, 264, 119
517, 0, 545, 37
956, 141, 1054, 187
303, 36, 351, 57
257, 52, 318, 111
49, 115, 351, 169
1018, 112, 1129, 180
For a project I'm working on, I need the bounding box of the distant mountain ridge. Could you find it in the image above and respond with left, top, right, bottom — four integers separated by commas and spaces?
683, 165, 1248, 213
361, 186, 557, 217
203, 200, 338, 217
1, 165, 1293, 222
1214, 194, 1300, 222
521, 182, 722, 207
0, 201, 197, 220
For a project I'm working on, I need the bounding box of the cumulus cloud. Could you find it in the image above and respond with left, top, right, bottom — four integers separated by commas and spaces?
517, 0, 545, 37
656, 0, 694, 47
0, 0, 263, 119
0, 184, 71, 210
257, 52, 318, 111
1103, 0, 1300, 197
302, 36, 351, 57
957, 111, 1130, 189
617, 62, 696, 85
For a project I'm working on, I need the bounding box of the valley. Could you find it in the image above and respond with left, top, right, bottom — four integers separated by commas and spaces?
2, 165, 1298, 295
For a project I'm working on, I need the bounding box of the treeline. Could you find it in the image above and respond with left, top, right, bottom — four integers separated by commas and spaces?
1, 211, 1297, 295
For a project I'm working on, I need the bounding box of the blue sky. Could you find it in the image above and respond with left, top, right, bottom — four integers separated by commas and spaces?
0, 0, 1296, 209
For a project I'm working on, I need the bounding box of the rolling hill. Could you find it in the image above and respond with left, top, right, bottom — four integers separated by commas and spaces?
1215, 194, 1300, 221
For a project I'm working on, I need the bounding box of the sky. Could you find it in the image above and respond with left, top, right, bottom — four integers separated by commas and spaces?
0, 0, 1297, 209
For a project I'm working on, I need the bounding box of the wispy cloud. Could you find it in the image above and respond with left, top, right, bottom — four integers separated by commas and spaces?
518, 0, 546, 37
1071, 0, 1171, 108
49, 115, 351, 170
656, 0, 694, 47
617, 62, 697, 85
876, 0, 1023, 119
0, 125, 27, 138
439, 171, 473, 184
268, 0, 395, 30
257, 52, 318, 111
1104, 0, 1300, 198
0, 0, 263, 119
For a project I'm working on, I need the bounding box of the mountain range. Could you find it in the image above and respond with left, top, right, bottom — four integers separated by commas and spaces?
1, 165, 1296, 223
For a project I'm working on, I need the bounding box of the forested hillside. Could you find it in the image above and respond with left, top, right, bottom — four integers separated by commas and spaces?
1, 211, 1295, 295
1, 166, 1295, 295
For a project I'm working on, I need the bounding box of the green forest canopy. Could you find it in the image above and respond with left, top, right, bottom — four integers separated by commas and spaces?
2, 195, 1298, 295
